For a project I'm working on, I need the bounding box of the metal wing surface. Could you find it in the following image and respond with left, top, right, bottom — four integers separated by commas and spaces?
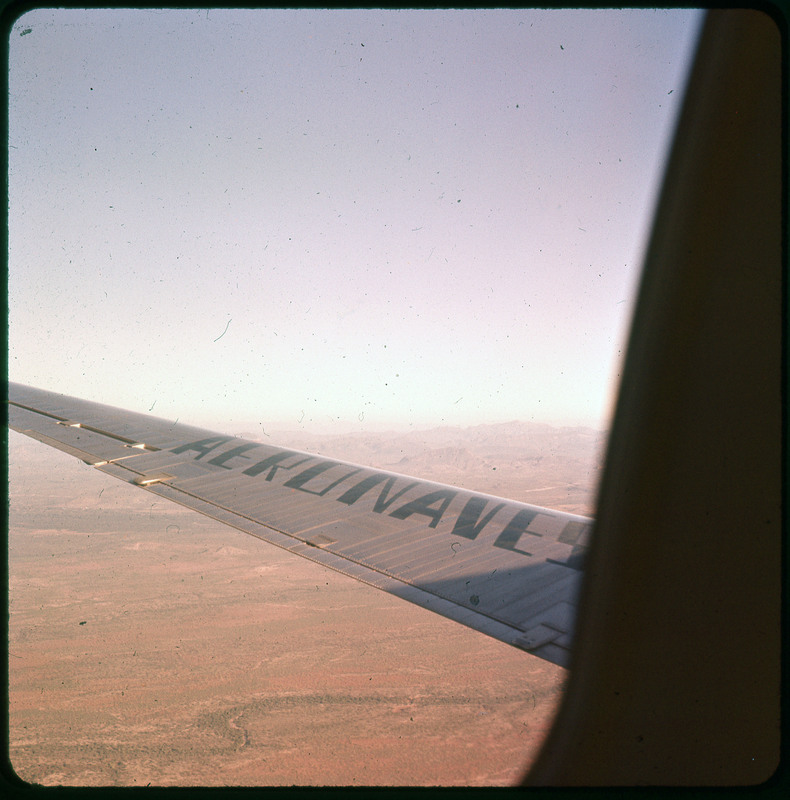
8, 382, 591, 667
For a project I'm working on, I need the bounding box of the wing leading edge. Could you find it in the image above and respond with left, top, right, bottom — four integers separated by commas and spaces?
8, 382, 591, 667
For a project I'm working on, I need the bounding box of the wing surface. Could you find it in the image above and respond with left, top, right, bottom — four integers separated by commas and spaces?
8, 382, 591, 667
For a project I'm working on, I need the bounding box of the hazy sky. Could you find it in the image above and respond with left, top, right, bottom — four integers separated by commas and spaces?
8, 8, 703, 433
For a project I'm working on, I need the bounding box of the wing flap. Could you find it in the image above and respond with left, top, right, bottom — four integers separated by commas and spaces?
10, 404, 139, 464
8, 382, 592, 667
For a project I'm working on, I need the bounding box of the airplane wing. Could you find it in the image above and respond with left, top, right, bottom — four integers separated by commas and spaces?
7, 381, 591, 668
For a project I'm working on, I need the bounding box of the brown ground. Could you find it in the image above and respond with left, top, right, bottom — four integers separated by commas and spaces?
7, 422, 604, 786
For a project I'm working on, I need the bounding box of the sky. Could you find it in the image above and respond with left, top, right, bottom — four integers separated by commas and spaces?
8, 8, 704, 434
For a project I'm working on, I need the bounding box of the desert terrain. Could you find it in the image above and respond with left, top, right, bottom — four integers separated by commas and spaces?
7, 422, 604, 786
